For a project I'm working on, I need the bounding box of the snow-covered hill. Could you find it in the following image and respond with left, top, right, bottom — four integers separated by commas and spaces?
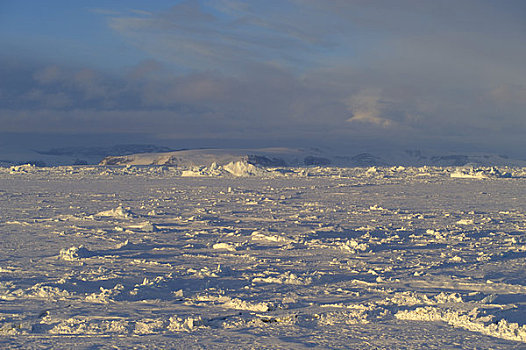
99, 147, 526, 168
99, 147, 320, 167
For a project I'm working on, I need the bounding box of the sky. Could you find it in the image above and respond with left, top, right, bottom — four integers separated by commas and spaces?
1, 0, 525, 155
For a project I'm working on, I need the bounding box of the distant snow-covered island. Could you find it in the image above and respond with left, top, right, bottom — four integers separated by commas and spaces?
2, 143, 526, 168
98, 147, 526, 168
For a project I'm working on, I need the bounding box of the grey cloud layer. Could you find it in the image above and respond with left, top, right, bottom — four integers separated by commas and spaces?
1, 0, 525, 153
0, 61, 350, 138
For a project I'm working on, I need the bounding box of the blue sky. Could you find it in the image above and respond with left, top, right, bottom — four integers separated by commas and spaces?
1, 0, 525, 154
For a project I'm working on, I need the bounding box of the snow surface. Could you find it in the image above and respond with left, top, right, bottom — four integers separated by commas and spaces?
1, 165, 526, 348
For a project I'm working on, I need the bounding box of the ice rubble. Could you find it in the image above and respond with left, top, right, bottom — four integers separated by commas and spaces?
450, 166, 512, 179
168, 315, 205, 332
58, 246, 92, 261
212, 242, 238, 251
252, 271, 313, 285
223, 160, 266, 176
94, 206, 136, 219
48, 317, 129, 335
9, 164, 37, 173
181, 162, 223, 177
181, 160, 267, 177
133, 318, 166, 334
194, 294, 274, 312
127, 221, 158, 232
396, 307, 526, 343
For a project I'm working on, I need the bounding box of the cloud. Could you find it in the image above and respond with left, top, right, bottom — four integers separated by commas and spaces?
345, 90, 396, 128
127, 59, 163, 80
105, 0, 339, 73
24, 89, 72, 109
490, 84, 526, 105
1, 1, 526, 154
33, 65, 62, 84
0, 60, 350, 141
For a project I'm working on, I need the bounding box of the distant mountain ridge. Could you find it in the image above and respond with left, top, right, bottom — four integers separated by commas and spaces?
0, 144, 177, 167
2, 143, 526, 167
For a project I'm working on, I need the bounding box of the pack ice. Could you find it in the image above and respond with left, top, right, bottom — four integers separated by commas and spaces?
1, 163, 526, 348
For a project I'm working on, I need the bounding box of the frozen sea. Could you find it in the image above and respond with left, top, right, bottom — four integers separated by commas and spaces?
1, 164, 526, 349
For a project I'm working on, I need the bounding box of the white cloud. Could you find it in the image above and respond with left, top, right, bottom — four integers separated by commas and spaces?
347, 111, 392, 128
345, 90, 395, 128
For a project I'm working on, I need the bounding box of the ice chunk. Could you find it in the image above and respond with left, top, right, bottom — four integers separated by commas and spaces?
59, 245, 92, 261
95, 206, 136, 219
223, 160, 266, 177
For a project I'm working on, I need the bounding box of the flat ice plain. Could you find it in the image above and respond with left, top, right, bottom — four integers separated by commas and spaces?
1, 164, 526, 349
